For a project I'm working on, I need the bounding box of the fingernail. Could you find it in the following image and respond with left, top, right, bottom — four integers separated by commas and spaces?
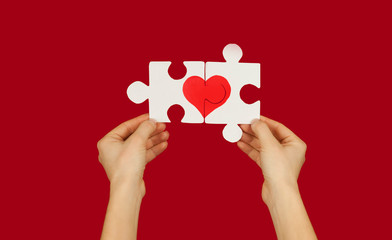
162, 131, 169, 139
147, 119, 157, 128
251, 119, 259, 125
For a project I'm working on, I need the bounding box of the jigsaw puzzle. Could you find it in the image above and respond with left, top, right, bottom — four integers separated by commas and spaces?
126, 44, 260, 142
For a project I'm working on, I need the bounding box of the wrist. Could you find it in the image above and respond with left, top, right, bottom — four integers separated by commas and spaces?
110, 176, 146, 199
262, 180, 300, 208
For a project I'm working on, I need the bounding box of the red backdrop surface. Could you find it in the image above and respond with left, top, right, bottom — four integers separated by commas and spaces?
1, 0, 391, 239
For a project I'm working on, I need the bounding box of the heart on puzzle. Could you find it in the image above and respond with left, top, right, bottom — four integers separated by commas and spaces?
183, 75, 231, 117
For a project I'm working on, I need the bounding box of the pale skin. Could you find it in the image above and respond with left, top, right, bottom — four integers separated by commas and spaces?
97, 114, 317, 240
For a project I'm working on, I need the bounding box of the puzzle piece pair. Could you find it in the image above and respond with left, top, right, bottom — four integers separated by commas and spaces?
127, 44, 260, 142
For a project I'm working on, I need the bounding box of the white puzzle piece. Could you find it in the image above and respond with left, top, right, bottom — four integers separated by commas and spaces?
127, 61, 205, 123
205, 44, 260, 142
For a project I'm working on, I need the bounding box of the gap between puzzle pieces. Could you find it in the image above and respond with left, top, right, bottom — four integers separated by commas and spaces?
127, 44, 260, 143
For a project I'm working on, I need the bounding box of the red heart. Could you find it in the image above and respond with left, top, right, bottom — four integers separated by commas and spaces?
183, 75, 231, 117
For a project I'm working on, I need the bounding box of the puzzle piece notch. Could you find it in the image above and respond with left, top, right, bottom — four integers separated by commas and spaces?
168, 61, 187, 80
206, 43, 261, 143
167, 104, 185, 123
240, 84, 261, 104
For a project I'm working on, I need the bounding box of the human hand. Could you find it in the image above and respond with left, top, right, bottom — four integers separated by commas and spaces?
97, 114, 169, 194
237, 116, 307, 206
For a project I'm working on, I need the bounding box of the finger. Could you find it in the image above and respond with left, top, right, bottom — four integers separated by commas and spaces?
128, 119, 157, 146
147, 122, 166, 142
259, 115, 299, 143
106, 113, 149, 140
237, 141, 260, 162
146, 131, 169, 149
146, 141, 168, 163
240, 131, 261, 150
251, 119, 279, 147
239, 124, 257, 137
151, 122, 166, 136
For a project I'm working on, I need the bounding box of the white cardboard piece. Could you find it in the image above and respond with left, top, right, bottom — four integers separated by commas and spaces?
206, 44, 260, 142
127, 61, 205, 123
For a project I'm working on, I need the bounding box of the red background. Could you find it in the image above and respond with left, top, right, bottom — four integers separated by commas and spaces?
1, 0, 391, 239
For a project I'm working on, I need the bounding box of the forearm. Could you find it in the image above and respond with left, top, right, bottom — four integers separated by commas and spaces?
101, 180, 145, 240
265, 183, 317, 240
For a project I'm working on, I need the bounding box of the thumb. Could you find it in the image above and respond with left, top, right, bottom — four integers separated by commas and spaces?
127, 119, 157, 146
251, 119, 279, 148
